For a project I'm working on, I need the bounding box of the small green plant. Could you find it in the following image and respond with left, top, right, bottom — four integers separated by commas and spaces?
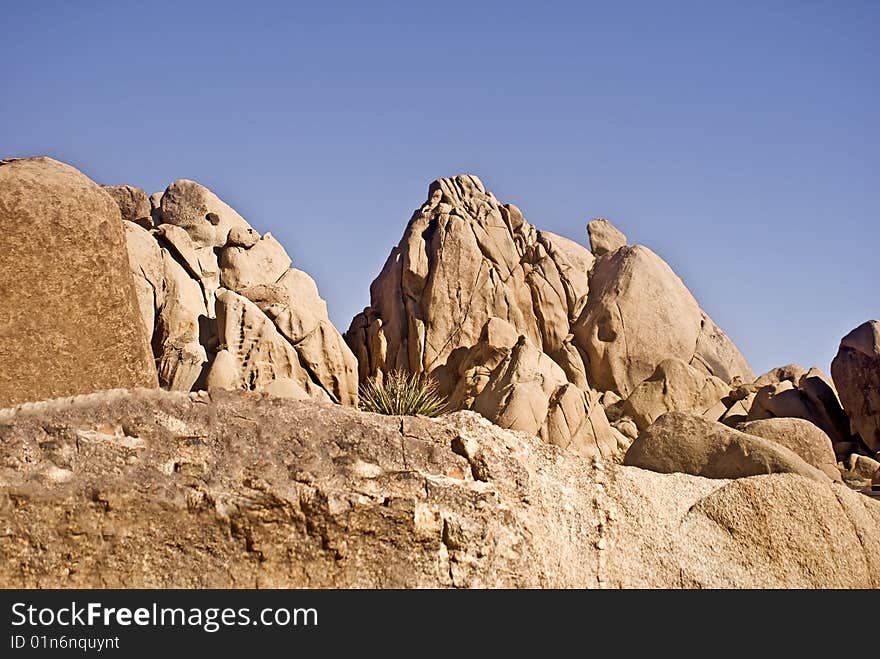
358, 369, 448, 417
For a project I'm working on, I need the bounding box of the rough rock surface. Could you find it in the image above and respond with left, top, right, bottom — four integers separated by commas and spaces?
103, 184, 152, 229
736, 418, 841, 482
123, 178, 358, 405
572, 245, 753, 396
747, 366, 852, 446
615, 358, 729, 431
624, 412, 829, 483
0, 157, 158, 407
832, 321, 880, 452
0, 389, 877, 588
587, 217, 627, 256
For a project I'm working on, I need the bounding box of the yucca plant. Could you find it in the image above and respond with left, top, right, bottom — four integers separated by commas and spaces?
358, 369, 448, 417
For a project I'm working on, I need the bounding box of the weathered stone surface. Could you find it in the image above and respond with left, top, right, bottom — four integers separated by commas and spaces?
154, 249, 208, 391
831, 321, 880, 452
737, 418, 841, 481
0, 157, 157, 407
587, 217, 627, 256
467, 333, 615, 458
123, 222, 164, 338
214, 288, 329, 401
103, 184, 152, 229
219, 233, 292, 291
624, 412, 829, 483
345, 175, 606, 454
617, 358, 730, 431
747, 367, 851, 445
159, 179, 251, 248
123, 178, 358, 405
845, 454, 879, 482
572, 245, 752, 396
0, 389, 876, 588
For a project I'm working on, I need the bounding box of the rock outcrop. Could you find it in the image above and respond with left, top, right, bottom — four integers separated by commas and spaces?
346, 175, 752, 458
1, 389, 877, 588
118, 178, 358, 405
624, 412, 830, 483
0, 157, 158, 408
832, 320, 880, 452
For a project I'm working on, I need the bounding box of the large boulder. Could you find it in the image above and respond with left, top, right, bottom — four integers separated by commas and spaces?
122, 178, 358, 405
571, 245, 752, 397
0, 157, 157, 407
736, 418, 841, 482
831, 321, 880, 452
0, 389, 877, 588
616, 358, 730, 431
624, 412, 829, 483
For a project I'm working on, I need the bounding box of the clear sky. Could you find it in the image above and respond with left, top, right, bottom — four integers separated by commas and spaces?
1, 1, 877, 376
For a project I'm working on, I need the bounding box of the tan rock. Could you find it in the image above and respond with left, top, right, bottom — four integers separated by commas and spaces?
214, 288, 330, 402
345, 175, 606, 454
747, 367, 851, 445
736, 418, 841, 481
624, 412, 829, 483
123, 222, 164, 338
241, 268, 358, 405
227, 225, 260, 248
831, 320, 880, 452
572, 245, 752, 396
204, 349, 239, 391
0, 157, 157, 407
587, 217, 627, 256
154, 249, 208, 391
103, 184, 152, 229
346, 175, 590, 380
845, 454, 880, 481
0, 389, 877, 588
160, 179, 251, 248
468, 333, 615, 458
620, 358, 730, 430
220, 233, 292, 291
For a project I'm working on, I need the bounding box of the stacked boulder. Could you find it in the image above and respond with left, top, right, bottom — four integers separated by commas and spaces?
345, 175, 753, 458
111, 180, 358, 405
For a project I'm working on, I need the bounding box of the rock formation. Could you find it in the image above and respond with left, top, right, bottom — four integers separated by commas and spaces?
832, 320, 880, 452
117, 179, 358, 405
1, 389, 877, 588
346, 175, 752, 457
0, 157, 158, 408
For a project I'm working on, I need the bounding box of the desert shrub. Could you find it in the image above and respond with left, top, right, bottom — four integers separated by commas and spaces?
358, 369, 448, 417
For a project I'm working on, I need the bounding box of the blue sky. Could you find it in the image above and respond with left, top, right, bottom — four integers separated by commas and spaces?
1, 1, 877, 375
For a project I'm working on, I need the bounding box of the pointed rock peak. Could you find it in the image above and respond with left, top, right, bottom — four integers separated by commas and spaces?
587, 217, 628, 257
427, 174, 488, 207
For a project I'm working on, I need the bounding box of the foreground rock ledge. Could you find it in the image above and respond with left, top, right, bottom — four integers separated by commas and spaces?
0, 390, 877, 588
